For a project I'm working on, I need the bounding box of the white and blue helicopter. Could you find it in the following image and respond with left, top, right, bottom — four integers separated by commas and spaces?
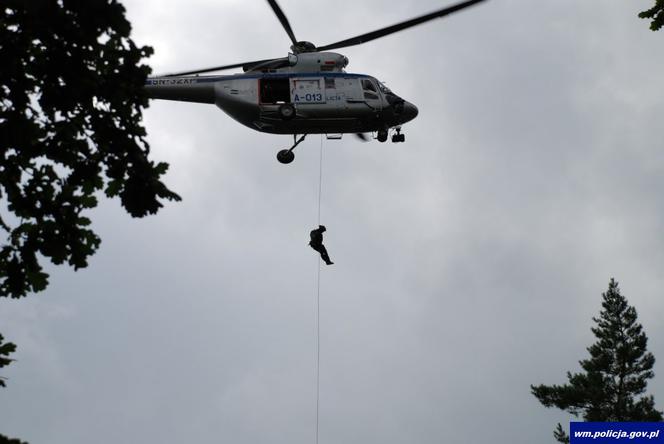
145, 0, 487, 164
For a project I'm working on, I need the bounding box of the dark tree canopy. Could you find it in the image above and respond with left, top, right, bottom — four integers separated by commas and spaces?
0, 333, 16, 389
0, 334, 23, 443
0, 435, 28, 444
0, 0, 180, 299
640, 0, 664, 30
531, 279, 662, 443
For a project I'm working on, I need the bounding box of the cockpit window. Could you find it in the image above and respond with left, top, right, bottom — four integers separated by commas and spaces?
377, 81, 393, 95
361, 79, 377, 92
362, 78, 379, 100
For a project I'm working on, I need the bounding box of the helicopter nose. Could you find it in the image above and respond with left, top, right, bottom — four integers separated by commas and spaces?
401, 101, 418, 123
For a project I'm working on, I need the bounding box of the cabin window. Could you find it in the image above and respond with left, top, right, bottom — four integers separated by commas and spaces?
325, 77, 336, 89
260, 78, 290, 104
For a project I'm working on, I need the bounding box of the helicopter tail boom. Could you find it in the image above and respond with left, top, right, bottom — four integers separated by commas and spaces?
144, 78, 215, 104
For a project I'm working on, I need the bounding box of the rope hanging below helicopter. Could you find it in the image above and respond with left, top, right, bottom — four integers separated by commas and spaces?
316, 135, 322, 444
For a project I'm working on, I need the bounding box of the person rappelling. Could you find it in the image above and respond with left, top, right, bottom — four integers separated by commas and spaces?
309, 225, 333, 265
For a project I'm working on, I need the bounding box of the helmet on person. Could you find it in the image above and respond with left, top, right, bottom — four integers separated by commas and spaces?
319, 225, 326, 231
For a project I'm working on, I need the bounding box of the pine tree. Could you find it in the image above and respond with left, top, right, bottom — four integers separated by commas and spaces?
531, 279, 662, 443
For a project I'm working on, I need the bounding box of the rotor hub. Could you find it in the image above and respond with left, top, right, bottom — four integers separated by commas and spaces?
290, 41, 317, 54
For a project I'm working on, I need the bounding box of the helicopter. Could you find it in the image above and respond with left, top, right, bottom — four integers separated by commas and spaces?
145, 0, 488, 164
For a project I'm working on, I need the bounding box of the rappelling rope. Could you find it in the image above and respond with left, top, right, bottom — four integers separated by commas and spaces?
315, 134, 323, 444
317, 135, 324, 225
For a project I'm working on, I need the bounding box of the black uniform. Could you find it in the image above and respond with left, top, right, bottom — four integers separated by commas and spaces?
309, 225, 333, 265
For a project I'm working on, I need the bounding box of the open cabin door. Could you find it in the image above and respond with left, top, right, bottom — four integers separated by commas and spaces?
259, 77, 290, 104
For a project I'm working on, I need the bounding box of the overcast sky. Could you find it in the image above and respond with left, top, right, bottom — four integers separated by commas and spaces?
2, 0, 664, 443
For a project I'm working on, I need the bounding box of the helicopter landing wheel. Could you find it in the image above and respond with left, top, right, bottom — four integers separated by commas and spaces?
377, 130, 388, 142
278, 103, 296, 120
276, 134, 306, 164
277, 149, 295, 164
391, 127, 405, 143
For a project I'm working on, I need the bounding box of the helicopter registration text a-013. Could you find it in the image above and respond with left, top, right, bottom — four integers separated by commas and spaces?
144, 0, 488, 163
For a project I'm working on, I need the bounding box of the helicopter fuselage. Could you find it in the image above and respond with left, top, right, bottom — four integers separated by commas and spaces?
145, 59, 418, 136
144, 0, 487, 162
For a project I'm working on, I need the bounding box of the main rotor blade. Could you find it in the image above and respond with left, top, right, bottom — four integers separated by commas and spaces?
266, 0, 298, 47
159, 59, 278, 77
317, 0, 488, 52
243, 56, 293, 72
